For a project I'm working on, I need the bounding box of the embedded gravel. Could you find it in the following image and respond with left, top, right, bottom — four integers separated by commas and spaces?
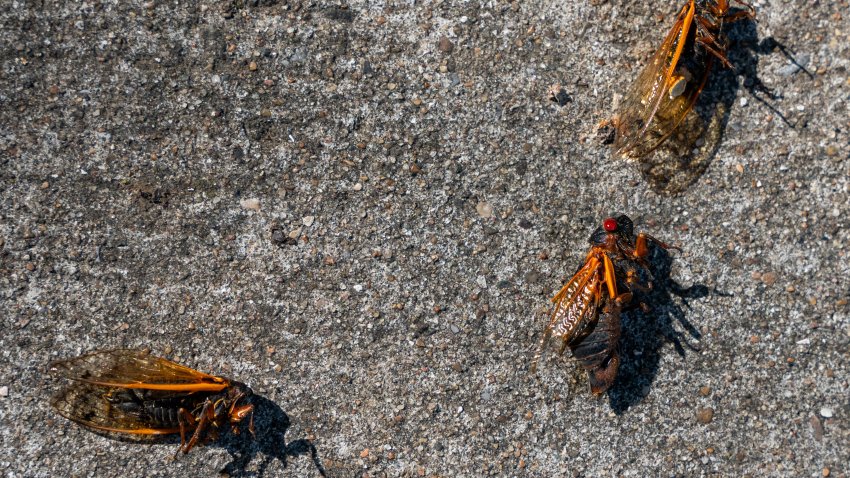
1, 0, 848, 477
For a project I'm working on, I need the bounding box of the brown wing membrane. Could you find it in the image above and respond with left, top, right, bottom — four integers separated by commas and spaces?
49, 349, 228, 392
51, 381, 181, 435
531, 257, 603, 373
547, 259, 602, 344
613, 1, 707, 159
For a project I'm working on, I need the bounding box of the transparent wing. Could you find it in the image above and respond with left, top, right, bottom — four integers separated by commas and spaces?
49, 349, 228, 392
51, 382, 183, 435
612, 1, 711, 159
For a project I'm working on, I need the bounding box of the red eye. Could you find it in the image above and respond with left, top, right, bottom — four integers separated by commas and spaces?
603, 218, 618, 232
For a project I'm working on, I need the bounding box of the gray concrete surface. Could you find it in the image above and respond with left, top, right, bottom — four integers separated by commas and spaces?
1, 0, 848, 476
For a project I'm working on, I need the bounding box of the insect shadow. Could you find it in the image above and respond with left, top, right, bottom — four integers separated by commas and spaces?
217, 394, 327, 477
606, 243, 711, 414
639, 11, 783, 195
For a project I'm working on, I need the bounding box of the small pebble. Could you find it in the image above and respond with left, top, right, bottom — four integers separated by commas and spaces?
450, 324, 460, 334
810, 415, 824, 441
698, 386, 711, 397
776, 54, 809, 76
0, 386, 8, 397
476, 201, 494, 218
353, 182, 363, 191
240, 198, 261, 211
761, 272, 777, 286
302, 215, 315, 227
248, 61, 258, 71
696, 407, 714, 424
438, 36, 454, 53
820, 407, 833, 418
359, 448, 369, 458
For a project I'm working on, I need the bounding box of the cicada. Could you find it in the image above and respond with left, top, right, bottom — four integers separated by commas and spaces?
530, 215, 677, 395
50, 349, 255, 455
604, 0, 754, 159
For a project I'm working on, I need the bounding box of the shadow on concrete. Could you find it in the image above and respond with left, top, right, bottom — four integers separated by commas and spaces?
607, 243, 711, 414
218, 395, 326, 477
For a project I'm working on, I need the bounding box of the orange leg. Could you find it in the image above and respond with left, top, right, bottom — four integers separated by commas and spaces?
228, 402, 254, 436
601, 253, 618, 299
633, 232, 680, 260
694, 25, 734, 68
625, 268, 652, 293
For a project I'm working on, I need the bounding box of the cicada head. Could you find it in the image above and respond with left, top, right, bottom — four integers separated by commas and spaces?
589, 214, 635, 246
225, 381, 254, 423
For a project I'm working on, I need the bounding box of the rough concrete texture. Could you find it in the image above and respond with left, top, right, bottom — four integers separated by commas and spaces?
1, 0, 848, 476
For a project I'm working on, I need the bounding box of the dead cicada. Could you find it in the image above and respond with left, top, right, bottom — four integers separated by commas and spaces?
603, 0, 755, 160
531, 215, 678, 395
49, 349, 255, 455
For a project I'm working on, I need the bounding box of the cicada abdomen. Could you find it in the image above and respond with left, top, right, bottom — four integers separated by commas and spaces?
568, 295, 623, 395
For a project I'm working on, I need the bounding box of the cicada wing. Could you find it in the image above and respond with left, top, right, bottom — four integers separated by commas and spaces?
49, 349, 228, 392
531, 258, 604, 373
50, 382, 182, 435
613, 1, 705, 159
547, 258, 603, 345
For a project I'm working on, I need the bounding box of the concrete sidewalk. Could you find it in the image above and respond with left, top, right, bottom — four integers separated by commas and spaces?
1, 0, 847, 476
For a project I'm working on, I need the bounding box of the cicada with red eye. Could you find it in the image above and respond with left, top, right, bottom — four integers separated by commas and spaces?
531, 215, 679, 395
602, 0, 755, 160
49, 349, 255, 455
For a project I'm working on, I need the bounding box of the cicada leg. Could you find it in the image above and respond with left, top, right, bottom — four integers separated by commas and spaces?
179, 399, 216, 455
633, 232, 681, 260
625, 267, 653, 293
175, 408, 198, 458
613, 291, 633, 306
